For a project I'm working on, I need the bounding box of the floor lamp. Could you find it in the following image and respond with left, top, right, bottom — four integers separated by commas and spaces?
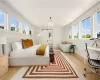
0, 37, 6, 55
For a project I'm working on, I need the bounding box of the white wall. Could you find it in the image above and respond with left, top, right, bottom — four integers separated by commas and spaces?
35, 27, 64, 48
0, 2, 36, 54
53, 27, 64, 48
64, 1, 100, 58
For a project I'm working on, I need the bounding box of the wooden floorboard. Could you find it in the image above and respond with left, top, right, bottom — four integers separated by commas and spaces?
0, 67, 21, 80
63, 53, 99, 80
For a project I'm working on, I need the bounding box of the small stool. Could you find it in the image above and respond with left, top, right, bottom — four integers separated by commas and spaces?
69, 45, 76, 53
49, 45, 54, 62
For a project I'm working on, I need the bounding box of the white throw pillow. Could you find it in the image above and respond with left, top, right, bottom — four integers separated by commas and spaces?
12, 42, 23, 51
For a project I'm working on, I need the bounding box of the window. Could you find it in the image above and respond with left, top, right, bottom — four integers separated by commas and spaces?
0, 11, 5, 29
22, 24, 29, 35
68, 27, 72, 39
10, 18, 20, 32
97, 11, 100, 38
81, 17, 91, 38
74, 24, 79, 39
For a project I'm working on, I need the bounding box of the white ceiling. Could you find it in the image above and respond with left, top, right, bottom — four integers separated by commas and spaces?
3, 0, 100, 27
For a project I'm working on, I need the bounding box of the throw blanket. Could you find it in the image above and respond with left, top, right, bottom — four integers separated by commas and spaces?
36, 44, 47, 55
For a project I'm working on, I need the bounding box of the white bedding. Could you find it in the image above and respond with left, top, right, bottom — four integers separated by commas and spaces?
10, 45, 49, 58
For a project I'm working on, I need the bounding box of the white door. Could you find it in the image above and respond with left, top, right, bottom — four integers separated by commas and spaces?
41, 30, 49, 44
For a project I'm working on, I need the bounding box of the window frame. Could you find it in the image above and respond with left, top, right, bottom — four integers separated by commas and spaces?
68, 27, 72, 39
22, 24, 29, 35
10, 17, 20, 32
73, 24, 79, 39
0, 10, 6, 30
81, 17, 91, 39
0, 9, 33, 35
67, 16, 92, 40
96, 11, 100, 38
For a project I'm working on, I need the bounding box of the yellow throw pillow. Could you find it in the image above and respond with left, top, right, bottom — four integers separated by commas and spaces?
36, 44, 47, 55
22, 39, 33, 49
27, 39, 33, 46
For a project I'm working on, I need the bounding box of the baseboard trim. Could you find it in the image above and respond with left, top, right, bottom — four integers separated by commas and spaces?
9, 65, 48, 68
74, 53, 88, 65
74, 53, 84, 62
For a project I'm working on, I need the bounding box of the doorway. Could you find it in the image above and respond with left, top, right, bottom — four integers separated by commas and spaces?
40, 29, 53, 45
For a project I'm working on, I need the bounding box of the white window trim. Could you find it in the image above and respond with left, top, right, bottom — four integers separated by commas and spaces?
0, 10, 6, 30
68, 27, 72, 39
0, 9, 32, 35
67, 16, 92, 40
10, 17, 20, 33
73, 23, 79, 40
66, 8, 100, 40
95, 11, 100, 38
80, 17, 92, 39
22, 24, 30, 35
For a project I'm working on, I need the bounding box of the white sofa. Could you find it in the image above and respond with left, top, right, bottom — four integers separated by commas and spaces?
59, 44, 72, 52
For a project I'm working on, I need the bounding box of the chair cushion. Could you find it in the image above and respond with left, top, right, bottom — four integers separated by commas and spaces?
89, 59, 100, 67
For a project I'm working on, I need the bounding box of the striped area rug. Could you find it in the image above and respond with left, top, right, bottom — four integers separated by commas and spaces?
22, 51, 78, 78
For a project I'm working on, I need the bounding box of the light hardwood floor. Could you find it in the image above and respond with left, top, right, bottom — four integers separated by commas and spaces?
0, 52, 99, 80
64, 53, 99, 80
0, 67, 21, 80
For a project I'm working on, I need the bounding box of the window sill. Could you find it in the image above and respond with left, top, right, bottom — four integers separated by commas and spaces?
67, 38, 91, 40
0, 28, 7, 31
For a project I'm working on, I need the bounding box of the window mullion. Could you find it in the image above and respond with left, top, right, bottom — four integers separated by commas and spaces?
79, 21, 81, 39
85, 20, 86, 39
72, 26, 74, 39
